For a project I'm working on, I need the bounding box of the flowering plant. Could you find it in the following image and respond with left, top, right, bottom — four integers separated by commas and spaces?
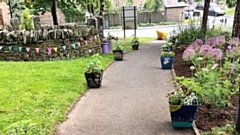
179, 36, 240, 108
160, 51, 175, 57
167, 89, 198, 105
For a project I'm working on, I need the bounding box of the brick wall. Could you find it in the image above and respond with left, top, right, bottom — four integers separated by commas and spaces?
166, 7, 185, 22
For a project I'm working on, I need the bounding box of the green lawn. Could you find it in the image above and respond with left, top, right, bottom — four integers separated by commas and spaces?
0, 37, 154, 134
225, 8, 235, 16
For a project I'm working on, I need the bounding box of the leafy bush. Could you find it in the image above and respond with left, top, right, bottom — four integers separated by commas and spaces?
202, 124, 240, 135
175, 24, 229, 47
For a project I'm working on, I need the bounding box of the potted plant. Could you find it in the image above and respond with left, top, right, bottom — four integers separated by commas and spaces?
131, 36, 139, 50
161, 41, 173, 52
167, 90, 198, 128
160, 51, 175, 69
112, 40, 124, 61
84, 53, 103, 88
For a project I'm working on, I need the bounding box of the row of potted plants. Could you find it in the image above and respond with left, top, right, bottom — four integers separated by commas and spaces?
101, 33, 140, 54
160, 35, 199, 128
160, 38, 175, 69
85, 35, 140, 88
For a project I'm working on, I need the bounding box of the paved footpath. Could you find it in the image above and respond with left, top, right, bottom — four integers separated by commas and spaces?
55, 40, 195, 135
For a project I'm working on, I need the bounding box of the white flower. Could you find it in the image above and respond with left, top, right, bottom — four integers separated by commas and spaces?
196, 57, 203, 61
190, 66, 195, 71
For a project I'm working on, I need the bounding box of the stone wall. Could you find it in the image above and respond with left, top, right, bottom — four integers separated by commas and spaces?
0, 24, 102, 61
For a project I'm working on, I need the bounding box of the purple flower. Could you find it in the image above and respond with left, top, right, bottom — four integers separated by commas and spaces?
228, 37, 240, 46
215, 36, 226, 46
205, 37, 217, 47
227, 45, 232, 50
210, 48, 223, 61
182, 48, 196, 61
199, 45, 213, 56
194, 39, 204, 46
189, 43, 201, 51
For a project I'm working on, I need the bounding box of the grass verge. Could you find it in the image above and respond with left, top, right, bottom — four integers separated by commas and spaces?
0, 37, 154, 134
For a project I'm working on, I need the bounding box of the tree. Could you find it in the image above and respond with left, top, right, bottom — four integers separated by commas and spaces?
31, 0, 87, 25
144, 0, 163, 12
231, 0, 239, 37
201, 0, 210, 37
99, 0, 105, 16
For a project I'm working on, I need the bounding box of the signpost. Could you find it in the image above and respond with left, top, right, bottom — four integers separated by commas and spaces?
122, 6, 137, 39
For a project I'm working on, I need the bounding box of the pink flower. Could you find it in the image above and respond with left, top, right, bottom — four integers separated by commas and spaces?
199, 45, 213, 56
215, 36, 226, 46
188, 43, 201, 51
182, 49, 196, 61
205, 37, 217, 47
227, 45, 232, 50
194, 39, 204, 46
211, 64, 218, 70
210, 48, 223, 61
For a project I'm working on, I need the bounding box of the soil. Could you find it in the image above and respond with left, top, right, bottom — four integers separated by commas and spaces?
172, 45, 239, 133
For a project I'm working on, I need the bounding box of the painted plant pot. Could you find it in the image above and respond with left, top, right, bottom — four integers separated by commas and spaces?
113, 50, 123, 61
131, 42, 139, 50
101, 42, 110, 54
169, 104, 198, 128
84, 71, 103, 88
160, 56, 173, 69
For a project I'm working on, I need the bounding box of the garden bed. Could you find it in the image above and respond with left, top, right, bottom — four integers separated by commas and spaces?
173, 45, 238, 133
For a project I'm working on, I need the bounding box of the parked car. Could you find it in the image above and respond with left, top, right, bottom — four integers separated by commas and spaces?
195, 3, 225, 16
195, 3, 217, 10
195, 3, 204, 10
208, 7, 225, 16
184, 12, 190, 19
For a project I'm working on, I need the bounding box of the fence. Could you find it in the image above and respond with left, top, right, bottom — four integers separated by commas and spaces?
103, 11, 166, 27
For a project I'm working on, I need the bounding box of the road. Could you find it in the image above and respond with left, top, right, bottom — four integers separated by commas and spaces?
103, 15, 233, 38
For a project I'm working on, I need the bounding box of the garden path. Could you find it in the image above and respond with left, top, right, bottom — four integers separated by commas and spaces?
55, 40, 194, 135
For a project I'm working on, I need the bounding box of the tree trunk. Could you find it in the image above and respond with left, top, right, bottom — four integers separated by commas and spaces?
51, 0, 58, 25
201, 0, 210, 37
232, 0, 240, 37
99, 0, 105, 16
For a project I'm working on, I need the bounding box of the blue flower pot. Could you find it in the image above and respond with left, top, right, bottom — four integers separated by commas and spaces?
160, 56, 173, 69
169, 104, 198, 128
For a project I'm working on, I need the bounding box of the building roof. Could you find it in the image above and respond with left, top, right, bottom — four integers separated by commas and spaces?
164, 0, 187, 8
